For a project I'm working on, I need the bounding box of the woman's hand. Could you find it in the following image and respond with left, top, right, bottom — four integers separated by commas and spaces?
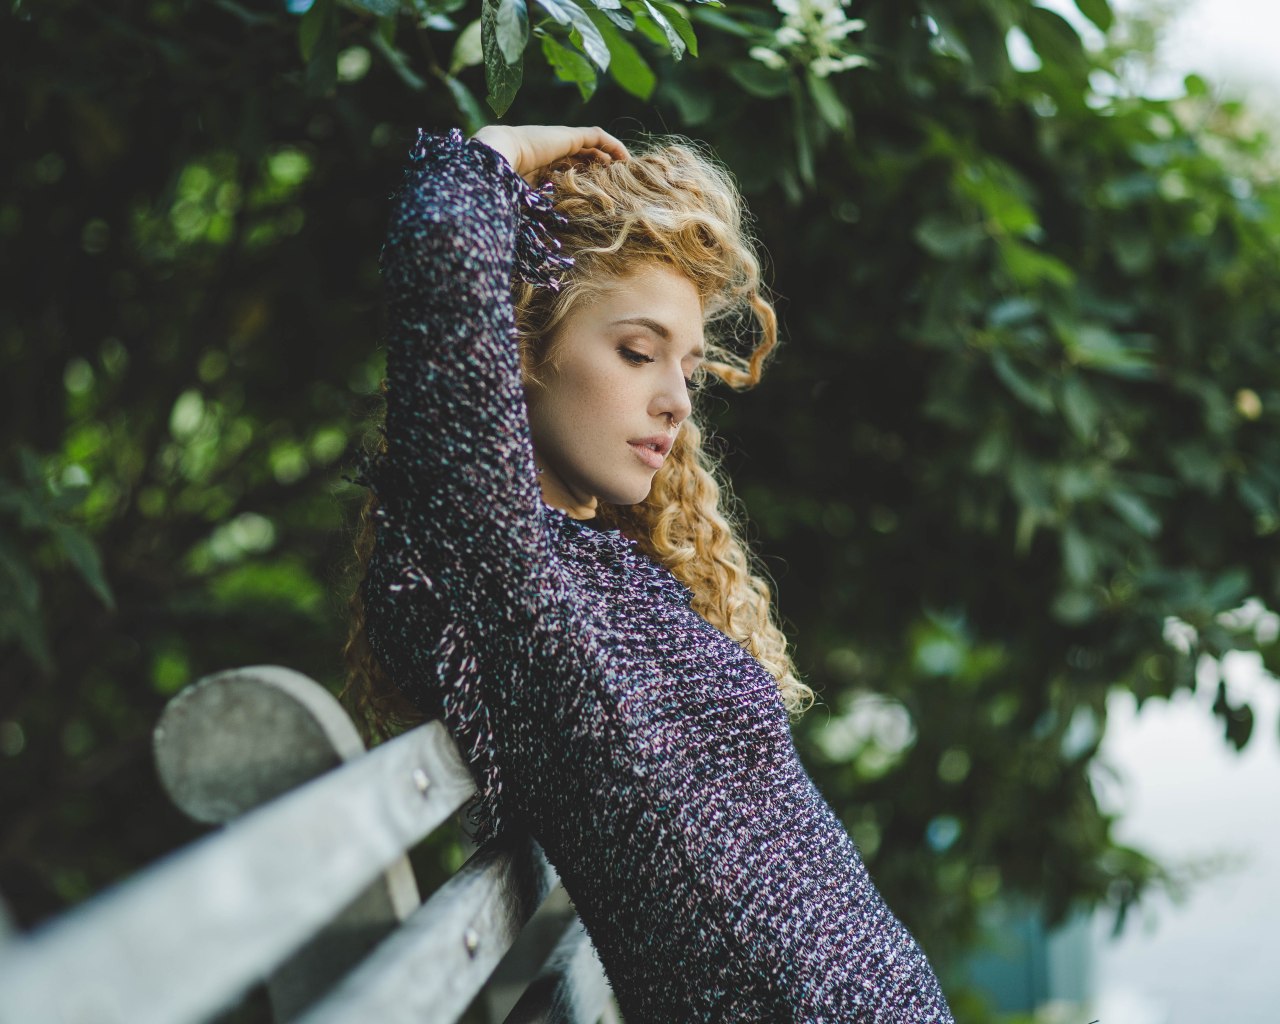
471, 125, 629, 185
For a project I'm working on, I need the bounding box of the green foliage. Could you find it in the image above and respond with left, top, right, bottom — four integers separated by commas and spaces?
284, 0, 710, 115
0, 447, 116, 671
3, 0, 1279, 1015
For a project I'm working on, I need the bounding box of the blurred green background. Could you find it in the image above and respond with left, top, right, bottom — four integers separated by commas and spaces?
3, 0, 1279, 1019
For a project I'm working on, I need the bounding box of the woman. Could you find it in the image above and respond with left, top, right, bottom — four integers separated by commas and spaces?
343, 123, 954, 1022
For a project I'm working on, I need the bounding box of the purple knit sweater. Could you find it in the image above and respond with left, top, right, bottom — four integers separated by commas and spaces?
354, 127, 954, 1023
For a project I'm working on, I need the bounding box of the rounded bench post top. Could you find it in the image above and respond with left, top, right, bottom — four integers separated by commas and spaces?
153, 665, 367, 824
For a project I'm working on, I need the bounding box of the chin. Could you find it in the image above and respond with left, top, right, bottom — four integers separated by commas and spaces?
597, 476, 655, 507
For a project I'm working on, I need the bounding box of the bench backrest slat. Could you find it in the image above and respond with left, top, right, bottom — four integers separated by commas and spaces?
295, 833, 559, 1024
0, 722, 470, 1024
0, 666, 617, 1024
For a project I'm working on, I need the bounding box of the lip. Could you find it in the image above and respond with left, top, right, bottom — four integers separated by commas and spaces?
630, 434, 673, 456
628, 440, 666, 470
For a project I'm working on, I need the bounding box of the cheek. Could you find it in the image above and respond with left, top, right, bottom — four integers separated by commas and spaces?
557, 358, 631, 421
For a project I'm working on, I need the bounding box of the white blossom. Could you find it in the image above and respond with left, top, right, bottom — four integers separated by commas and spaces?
810, 52, 868, 78
748, 0, 869, 78
749, 46, 788, 70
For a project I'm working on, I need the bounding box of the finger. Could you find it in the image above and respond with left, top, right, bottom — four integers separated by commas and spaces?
573, 147, 614, 165
574, 127, 629, 161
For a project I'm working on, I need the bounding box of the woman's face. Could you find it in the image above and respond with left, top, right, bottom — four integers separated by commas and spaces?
526, 263, 706, 517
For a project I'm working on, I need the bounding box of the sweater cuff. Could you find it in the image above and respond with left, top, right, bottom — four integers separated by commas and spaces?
412, 126, 577, 292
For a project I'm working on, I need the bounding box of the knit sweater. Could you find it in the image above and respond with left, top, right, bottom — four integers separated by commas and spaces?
354, 127, 955, 1023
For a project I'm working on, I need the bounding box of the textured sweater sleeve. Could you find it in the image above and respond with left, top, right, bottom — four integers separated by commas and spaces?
354, 128, 572, 840
368, 126, 570, 583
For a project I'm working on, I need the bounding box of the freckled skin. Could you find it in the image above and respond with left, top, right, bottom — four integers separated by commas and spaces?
526, 264, 703, 518
354, 128, 955, 1024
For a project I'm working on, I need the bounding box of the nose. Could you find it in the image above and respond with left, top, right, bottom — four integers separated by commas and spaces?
653, 362, 693, 427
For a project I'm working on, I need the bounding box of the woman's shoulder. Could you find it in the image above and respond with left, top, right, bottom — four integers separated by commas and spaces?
540, 503, 694, 606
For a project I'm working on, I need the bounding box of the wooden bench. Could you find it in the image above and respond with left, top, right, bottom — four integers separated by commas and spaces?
0, 665, 620, 1024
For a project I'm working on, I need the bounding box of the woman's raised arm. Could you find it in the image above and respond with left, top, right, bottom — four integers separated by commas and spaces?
351, 125, 623, 840
362, 126, 627, 589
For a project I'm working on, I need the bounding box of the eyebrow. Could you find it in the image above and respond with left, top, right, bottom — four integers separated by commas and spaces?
610, 317, 706, 360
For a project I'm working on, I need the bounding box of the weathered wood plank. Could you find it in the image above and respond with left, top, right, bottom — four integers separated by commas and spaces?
293, 833, 561, 1024
153, 665, 424, 1021
269, 862, 421, 1023
502, 917, 613, 1024
0, 721, 473, 1024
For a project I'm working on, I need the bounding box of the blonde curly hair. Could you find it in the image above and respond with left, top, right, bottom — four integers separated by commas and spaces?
341, 131, 815, 746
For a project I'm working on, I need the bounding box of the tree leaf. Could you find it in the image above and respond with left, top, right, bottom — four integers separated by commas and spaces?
1055, 319, 1156, 379
916, 214, 987, 258
598, 6, 636, 31
685, 5, 751, 38
0, 533, 40, 612
807, 71, 848, 131
50, 522, 116, 610
304, 0, 338, 96
422, 0, 469, 14
583, 7, 654, 99
0, 479, 47, 530
790, 77, 814, 189
450, 18, 484, 75
540, 32, 598, 100
1061, 524, 1097, 585
987, 296, 1039, 328
1104, 489, 1161, 538
663, 76, 714, 124
494, 0, 530, 65
626, 0, 685, 59
991, 350, 1054, 414
298, 0, 329, 61
1169, 441, 1226, 495
1225, 702, 1254, 750
1058, 374, 1101, 441
1213, 678, 1254, 751
1022, 6, 1087, 76
532, 0, 573, 25
1052, 588, 1098, 625
651, 0, 697, 57
1183, 72, 1209, 97
444, 74, 491, 134
1110, 225, 1154, 273
538, 0, 609, 70
565, 20, 610, 72
369, 27, 427, 90
349, 0, 399, 15
1073, 0, 1113, 33
1204, 566, 1250, 610
970, 427, 1010, 475
999, 238, 1075, 287
726, 59, 789, 99
482, 0, 524, 113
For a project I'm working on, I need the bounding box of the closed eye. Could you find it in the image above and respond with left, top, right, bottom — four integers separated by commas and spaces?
619, 347, 702, 392
618, 347, 653, 366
